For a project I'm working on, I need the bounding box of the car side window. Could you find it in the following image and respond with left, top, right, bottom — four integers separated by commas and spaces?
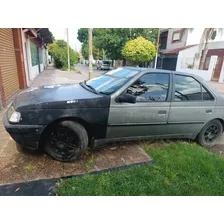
174, 75, 202, 101
202, 86, 214, 101
126, 73, 169, 102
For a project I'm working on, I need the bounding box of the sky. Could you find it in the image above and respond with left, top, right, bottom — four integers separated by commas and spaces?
49, 27, 82, 52
49, 28, 224, 52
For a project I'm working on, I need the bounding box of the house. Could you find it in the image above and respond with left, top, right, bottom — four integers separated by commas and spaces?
176, 41, 224, 83
21, 28, 53, 86
0, 28, 52, 110
157, 28, 224, 71
157, 28, 191, 70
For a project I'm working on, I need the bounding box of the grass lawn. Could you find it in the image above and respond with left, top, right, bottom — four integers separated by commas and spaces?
57, 142, 224, 196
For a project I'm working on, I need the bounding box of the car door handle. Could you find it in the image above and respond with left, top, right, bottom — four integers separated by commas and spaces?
158, 110, 167, 115
206, 109, 212, 114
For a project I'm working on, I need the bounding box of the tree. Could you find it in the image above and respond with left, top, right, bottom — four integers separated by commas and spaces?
77, 28, 88, 44
93, 28, 158, 60
77, 28, 97, 44
121, 36, 156, 65
81, 42, 103, 60
78, 28, 102, 60
49, 31, 55, 41
198, 28, 223, 69
48, 40, 79, 70
184, 28, 224, 69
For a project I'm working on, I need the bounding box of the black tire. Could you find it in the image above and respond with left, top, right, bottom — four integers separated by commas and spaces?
197, 119, 223, 148
44, 121, 88, 162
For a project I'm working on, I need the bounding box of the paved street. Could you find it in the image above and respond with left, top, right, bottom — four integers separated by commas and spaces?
75, 64, 108, 78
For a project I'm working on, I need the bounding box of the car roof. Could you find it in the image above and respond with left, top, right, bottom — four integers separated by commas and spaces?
122, 66, 206, 79
122, 66, 191, 75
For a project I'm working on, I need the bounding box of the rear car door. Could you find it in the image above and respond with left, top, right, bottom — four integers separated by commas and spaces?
107, 72, 172, 139
167, 73, 216, 138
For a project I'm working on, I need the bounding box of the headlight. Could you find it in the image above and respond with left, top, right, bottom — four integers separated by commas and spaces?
7, 106, 21, 123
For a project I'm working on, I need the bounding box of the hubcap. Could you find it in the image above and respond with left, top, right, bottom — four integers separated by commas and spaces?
49, 126, 78, 159
204, 124, 219, 143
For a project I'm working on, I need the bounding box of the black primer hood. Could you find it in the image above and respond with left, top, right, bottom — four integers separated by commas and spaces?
14, 84, 110, 111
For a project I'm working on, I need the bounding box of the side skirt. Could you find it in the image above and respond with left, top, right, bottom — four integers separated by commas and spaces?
93, 133, 197, 147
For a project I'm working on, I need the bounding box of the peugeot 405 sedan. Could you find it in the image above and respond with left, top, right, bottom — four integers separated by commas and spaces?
3, 67, 224, 162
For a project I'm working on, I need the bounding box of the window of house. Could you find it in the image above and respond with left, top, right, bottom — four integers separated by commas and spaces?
172, 30, 183, 43
126, 73, 169, 102
174, 75, 202, 101
30, 41, 38, 66
160, 31, 168, 50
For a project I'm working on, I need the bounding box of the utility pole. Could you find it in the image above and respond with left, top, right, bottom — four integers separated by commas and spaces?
154, 28, 160, 69
88, 28, 93, 79
67, 28, 70, 71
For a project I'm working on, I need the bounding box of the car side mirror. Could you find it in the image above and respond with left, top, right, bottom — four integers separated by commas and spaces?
117, 93, 136, 104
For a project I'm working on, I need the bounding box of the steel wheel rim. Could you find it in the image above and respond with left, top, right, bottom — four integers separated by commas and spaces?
49, 126, 79, 159
204, 124, 219, 144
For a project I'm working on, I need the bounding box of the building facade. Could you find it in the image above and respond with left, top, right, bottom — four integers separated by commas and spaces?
157, 28, 224, 75
0, 28, 52, 109
176, 41, 224, 83
157, 28, 188, 70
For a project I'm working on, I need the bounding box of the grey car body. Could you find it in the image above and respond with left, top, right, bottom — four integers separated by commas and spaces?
104, 68, 224, 144
3, 67, 224, 161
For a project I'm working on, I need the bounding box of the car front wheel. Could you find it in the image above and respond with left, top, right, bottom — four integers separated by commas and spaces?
44, 121, 88, 162
197, 119, 223, 148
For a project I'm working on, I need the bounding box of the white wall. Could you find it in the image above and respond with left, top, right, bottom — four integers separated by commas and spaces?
31, 65, 40, 78
176, 45, 199, 70
176, 41, 224, 70
21, 30, 33, 87
40, 64, 44, 72
219, 58, 224, 83
207, 41, 224, 50
176, 56, 217, 81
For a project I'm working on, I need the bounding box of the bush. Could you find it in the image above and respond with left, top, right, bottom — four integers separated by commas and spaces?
48, 40, 79, 70
121, 36, 156, 65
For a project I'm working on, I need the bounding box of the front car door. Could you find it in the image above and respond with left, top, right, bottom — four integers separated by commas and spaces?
107, 71, 172, 139
167, 73, 217, 138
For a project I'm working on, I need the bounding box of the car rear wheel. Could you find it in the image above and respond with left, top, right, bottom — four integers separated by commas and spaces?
44, 121, 88, 162
197, 119, 223, 148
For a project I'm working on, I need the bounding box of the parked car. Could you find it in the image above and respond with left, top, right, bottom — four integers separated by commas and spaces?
96, 60, 110, 70
3, 67, 224, 162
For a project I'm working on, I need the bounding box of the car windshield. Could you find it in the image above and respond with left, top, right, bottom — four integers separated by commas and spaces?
102, 61, 109, 64
83, 68, 140, 95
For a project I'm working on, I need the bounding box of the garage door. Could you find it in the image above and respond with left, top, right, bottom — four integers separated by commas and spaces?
0, 28, 19, 99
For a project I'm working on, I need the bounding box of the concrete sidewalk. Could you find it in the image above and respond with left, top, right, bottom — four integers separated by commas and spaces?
30, 65, 87, 87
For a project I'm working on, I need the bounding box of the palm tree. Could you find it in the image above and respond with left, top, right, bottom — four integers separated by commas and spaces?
198, 28, 223, 70
184, 28, 223, 69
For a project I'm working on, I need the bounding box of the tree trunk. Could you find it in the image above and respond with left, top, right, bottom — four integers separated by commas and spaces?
199, 38, 209, 70
199, 29, 213, 70
193, 29, 207, 69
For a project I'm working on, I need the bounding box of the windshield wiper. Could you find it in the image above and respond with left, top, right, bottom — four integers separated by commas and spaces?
81, 81, 98, 94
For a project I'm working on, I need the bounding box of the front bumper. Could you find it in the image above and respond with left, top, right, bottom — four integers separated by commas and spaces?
3, 112, 45, 150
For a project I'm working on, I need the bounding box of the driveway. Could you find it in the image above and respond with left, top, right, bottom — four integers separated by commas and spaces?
0, 65, 151, 188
